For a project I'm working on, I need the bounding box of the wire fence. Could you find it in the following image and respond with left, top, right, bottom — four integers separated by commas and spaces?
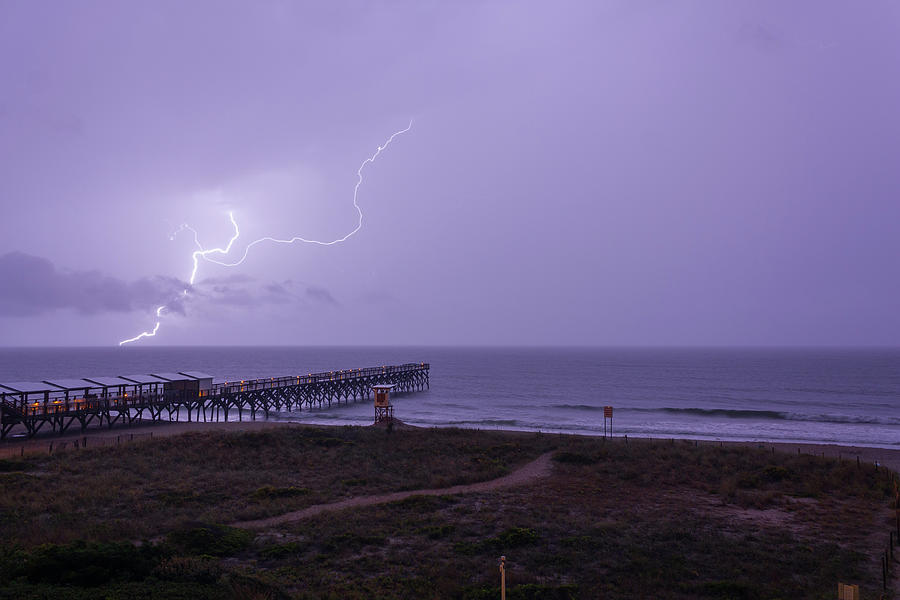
884, 474, 899, 593
0, 431, 155, 459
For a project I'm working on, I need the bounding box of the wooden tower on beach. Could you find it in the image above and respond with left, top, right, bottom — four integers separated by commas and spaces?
373, 384, 394, 424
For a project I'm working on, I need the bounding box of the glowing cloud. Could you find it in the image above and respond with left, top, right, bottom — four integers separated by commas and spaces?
118, 121, 413, 346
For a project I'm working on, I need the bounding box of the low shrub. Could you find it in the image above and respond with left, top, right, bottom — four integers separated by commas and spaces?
153, 555, 223, 583
23, 540, 160, 586
454, 527, 540, 555
166, 523, 252, 556
0, 459, 30, 473
222, 572, 291, 600
497, 527, 540, 547
251, 485, 310, 499
552, 451, 597, 465
461, 583, 579, 600
418, 524, 455, 539
761, 464, 791, 482
391, 494, 454, 511
687, 580, 757, 599
260, 541, 307, 559
157, 490, 226, 507
320, 532, 387, 554
313, 437, 351, 448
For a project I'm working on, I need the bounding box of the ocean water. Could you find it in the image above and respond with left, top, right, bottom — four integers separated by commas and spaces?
0, 347, 898, 448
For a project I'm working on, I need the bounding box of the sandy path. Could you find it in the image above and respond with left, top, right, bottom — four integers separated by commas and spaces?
233, 451, 555, 530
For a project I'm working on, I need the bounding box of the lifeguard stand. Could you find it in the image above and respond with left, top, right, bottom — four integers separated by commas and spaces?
373, 384, 394, 424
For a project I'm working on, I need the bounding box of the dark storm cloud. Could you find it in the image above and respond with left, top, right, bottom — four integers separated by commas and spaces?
191, 278, 337, 309
738, 22, 783, 50
197, 274, 256, 285
204, 286, 257, 307
0, 252, 185, 316
305, 286, 339, 306
263, 283, 290, 296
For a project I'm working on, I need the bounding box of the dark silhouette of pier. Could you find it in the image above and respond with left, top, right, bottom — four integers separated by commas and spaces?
0, 363, 430, 440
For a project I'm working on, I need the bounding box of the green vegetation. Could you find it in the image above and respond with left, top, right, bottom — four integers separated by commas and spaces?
0, 425, 546, 546
0, 427, 894, 599
166, 523, 253, 556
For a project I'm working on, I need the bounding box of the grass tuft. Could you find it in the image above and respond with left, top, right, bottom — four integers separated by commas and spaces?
166, 523, 253, 557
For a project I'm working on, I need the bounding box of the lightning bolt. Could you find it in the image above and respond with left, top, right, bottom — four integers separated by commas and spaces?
117, 306, 164, 345
117, 214, 241, 346
118, 121, 412, 346
204, 120, 412, 267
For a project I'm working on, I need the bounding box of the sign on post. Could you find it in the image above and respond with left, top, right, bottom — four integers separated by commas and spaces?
603, 406, 613, 438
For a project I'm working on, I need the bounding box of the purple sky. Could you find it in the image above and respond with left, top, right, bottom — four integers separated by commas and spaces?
1, 1, 899, 347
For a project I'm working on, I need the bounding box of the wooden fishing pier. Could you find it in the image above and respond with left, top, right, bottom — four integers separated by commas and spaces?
0, 362, 430, 440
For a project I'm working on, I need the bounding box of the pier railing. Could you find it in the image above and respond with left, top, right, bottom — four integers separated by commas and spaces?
211, 363, 429, 393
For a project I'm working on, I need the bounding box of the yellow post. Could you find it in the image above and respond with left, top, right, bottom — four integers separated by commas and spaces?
837, 582, 859, 600
499, 556, 506, 600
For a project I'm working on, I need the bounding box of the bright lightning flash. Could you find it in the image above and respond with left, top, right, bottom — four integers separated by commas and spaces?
118, 121, 413, 346
204, 120, 413, 267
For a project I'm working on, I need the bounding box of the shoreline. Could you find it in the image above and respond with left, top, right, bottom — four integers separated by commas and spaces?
3, 417, 900, 473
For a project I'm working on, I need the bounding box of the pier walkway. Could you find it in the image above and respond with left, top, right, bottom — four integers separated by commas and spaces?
0, 362, 429, 440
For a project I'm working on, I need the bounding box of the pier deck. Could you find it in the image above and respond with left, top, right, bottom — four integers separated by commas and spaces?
0, 363, 430, 440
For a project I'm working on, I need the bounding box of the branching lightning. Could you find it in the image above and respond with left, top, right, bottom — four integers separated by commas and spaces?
117, 306, 164, 345
204, 120, 412, 267
118, 121, 412, 346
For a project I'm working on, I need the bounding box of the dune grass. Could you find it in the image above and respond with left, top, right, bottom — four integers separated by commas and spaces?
0, 425, 550, 546
0, 428, 895, 599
